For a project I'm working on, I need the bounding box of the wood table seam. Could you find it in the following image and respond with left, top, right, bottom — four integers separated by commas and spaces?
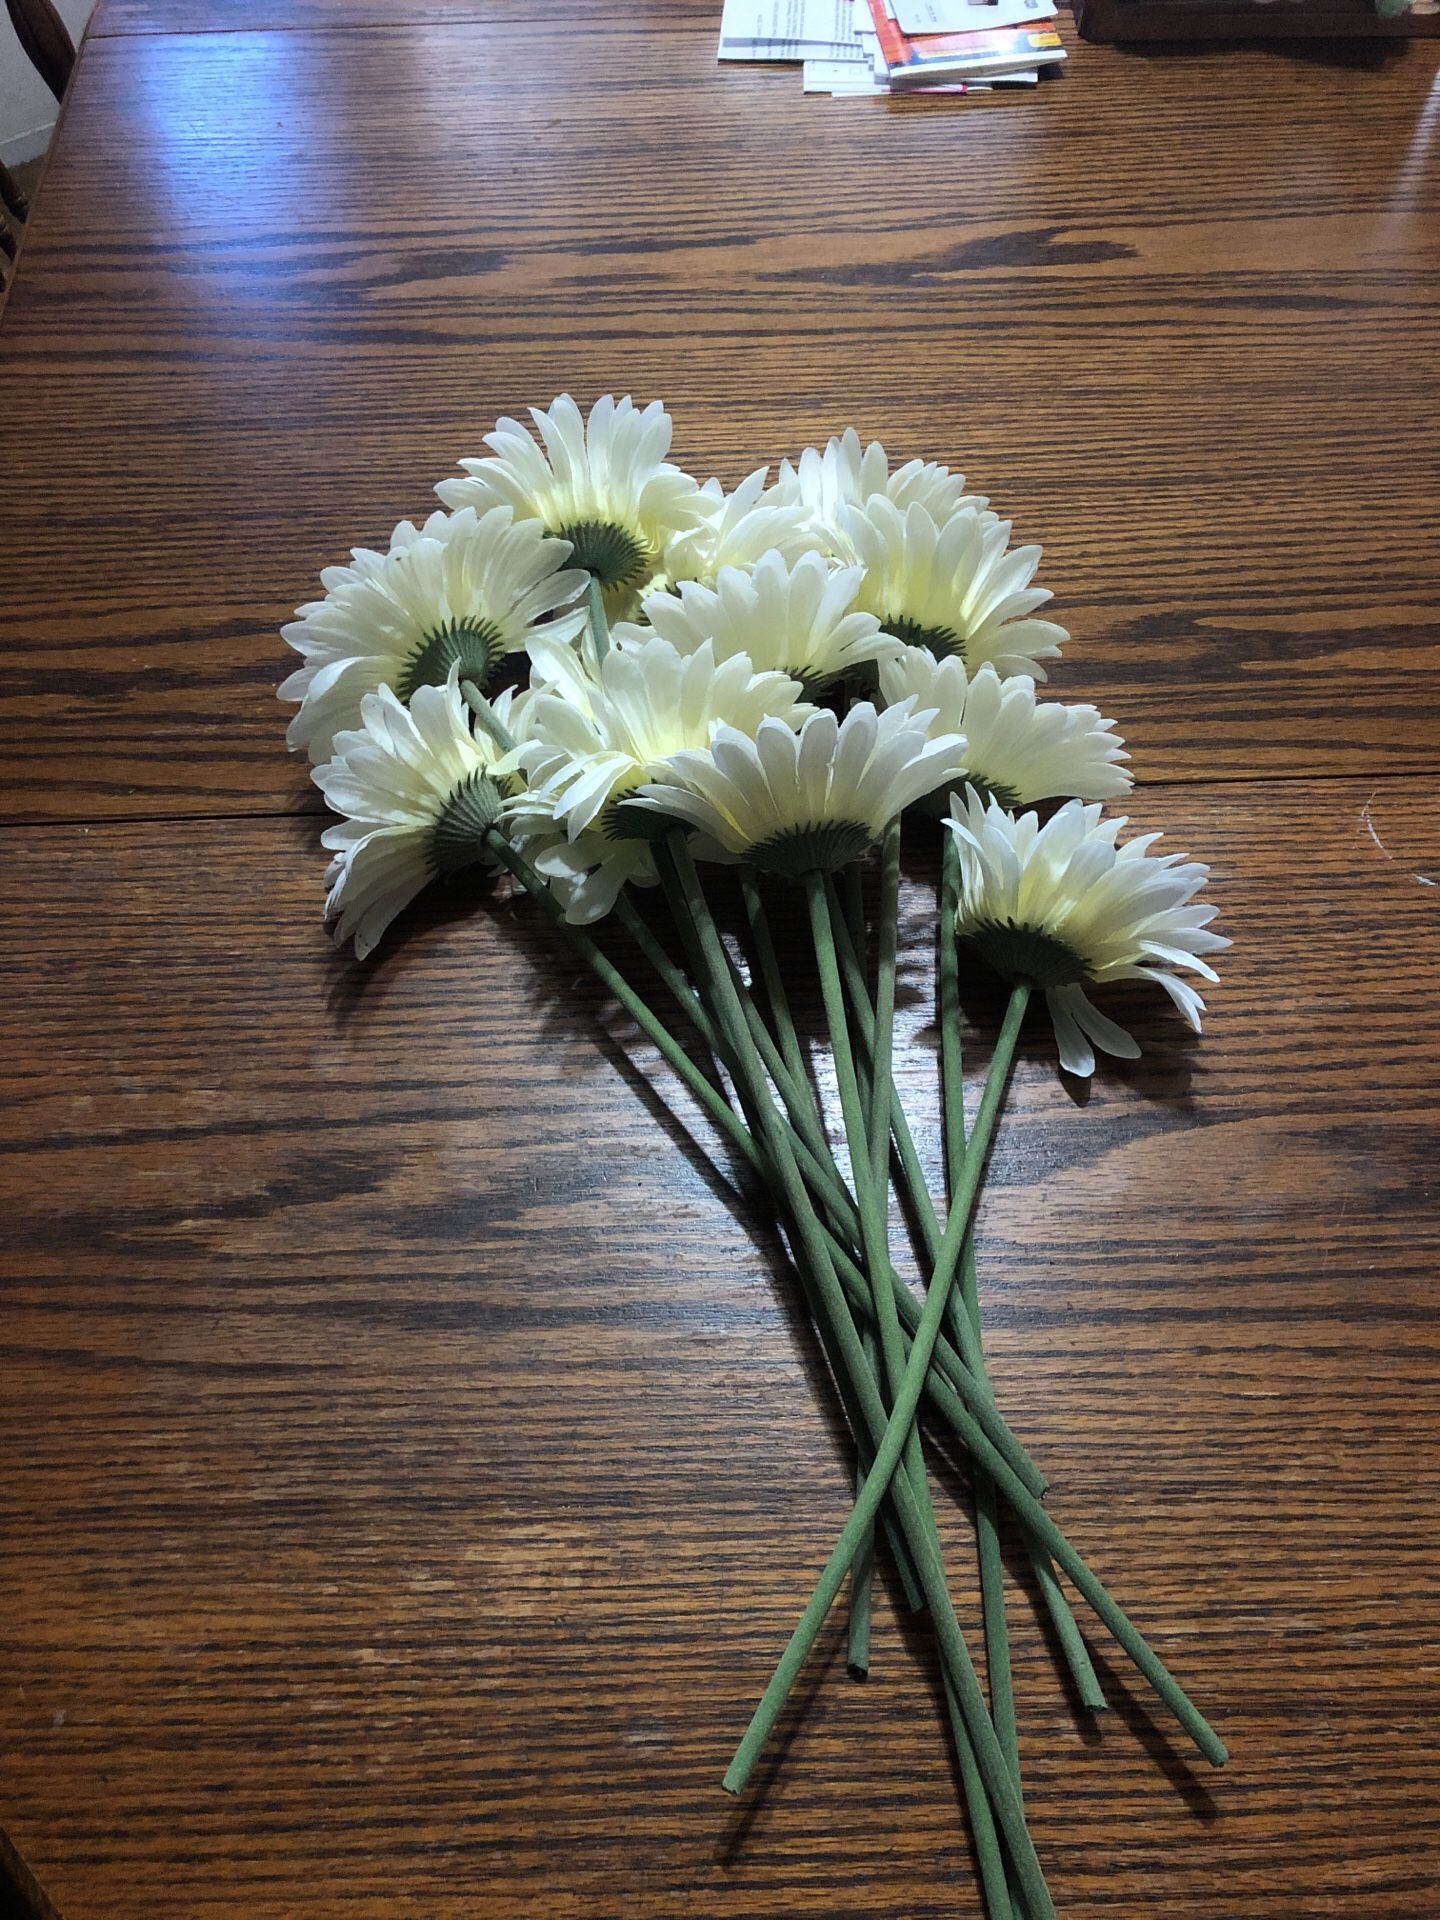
2, 763, 1435, 837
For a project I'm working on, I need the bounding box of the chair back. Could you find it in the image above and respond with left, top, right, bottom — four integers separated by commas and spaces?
1, 0, 78, 295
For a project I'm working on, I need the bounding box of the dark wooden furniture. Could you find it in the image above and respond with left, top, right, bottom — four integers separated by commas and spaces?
0, 0, 75, 291
1, 5, 1438, 1916
1072, 0, 1440, 39
4, 0, 75, 99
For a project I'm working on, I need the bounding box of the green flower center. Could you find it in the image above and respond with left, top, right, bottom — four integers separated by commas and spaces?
795, 668, 841, 702
606, 790, 676, 843
961, 918, 1088, 989
957, 772, 1021, 811
882, 614, 964, 662
553, 518, 653, 591
430, 773, 503, 876
397, 618, 507, 704
748, 821, 875, 878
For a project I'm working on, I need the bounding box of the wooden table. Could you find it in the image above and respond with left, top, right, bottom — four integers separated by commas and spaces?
2, 4, 1438, 1915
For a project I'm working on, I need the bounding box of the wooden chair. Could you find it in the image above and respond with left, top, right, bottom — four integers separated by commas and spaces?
0, 1821, 61, 1920
0, 0, 78, 293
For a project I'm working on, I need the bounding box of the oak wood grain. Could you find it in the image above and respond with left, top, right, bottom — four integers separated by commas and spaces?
1, 776, 1437, 1919
90, 0, 653, 30
2, 7, 1438, 821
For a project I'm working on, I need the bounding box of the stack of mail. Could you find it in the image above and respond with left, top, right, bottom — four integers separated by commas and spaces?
718, 0, 1064, 97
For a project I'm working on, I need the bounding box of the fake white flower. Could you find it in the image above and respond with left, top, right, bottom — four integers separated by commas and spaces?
314, 671, 516, 960
436, 394, 709, 615
633, 700, 966, 876
839, 498, 1067, 681
777, 428, 985, 541
878, 648, 1131, 808
280, 505, 585, 762
945, 791, 1228, 1077
662, 468, 820, 587
623, 551, 889, 691
508, 634, 811, 922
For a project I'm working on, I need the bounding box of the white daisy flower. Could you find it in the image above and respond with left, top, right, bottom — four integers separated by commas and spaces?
878, 648, 1131, 810
503, 796, 643, 928
633, 700, 967, 877
777, 427, 986, 540
620, 551, 890, 693
661, 467, 821, 588
838, 497, 1067, 681
507, 633, 811, 922
945, 791, 1229, 1078
314, 671, 515, 960
280, 505, 586, 763
435, 394, 709, 616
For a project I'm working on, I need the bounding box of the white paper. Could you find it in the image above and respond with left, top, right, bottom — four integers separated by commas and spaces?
803, 55, 876, 88
891, 0, 1055, 31
719, 0, 861, 59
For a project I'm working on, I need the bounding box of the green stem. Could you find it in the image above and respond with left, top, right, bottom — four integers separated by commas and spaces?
491, 832, 1204, 1762
837, 858, 879, 1668
613, 876, 1044, 1501
731, 869, 922, 1617
939, 831, 1107, 1724
739, 870, 815, 1104
938, 835, 1018, 1788
623, 867, 1047, 1521
866, 823, 901, 1198
724, 979, 1032, 1797
832, 880, 1105, 1716
847, 1322, 878, 1678
641, 853, 924, 1611
585, 574, 610, 667
659, 886, 1001, 1898
662, 837, 1052, 1920
843, 860, 867, 971
945, 1677, 1016, 1920
807, 859, 937, 1616
653, 854, 835, 1180
461, 679, 518, 753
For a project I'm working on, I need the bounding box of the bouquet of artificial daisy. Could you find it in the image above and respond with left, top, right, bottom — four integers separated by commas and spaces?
281, 395, 1230, 1920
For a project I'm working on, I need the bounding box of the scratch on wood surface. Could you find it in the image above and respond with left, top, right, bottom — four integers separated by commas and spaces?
1360, 787, 1437, 887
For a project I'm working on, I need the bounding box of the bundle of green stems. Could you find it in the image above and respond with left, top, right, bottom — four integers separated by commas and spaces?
478, 798, 1226, 1920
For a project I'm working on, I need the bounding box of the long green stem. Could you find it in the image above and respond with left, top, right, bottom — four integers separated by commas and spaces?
661, 839, 1052, 1920
643, 852, 925, 1611
491, 830, 1215, 1765
849, 823, 1039, 1886
830, 883, 1105, 1714
848, 1322, 879, 1677
737, 870, 881, 1659
937, 834, 1020, 1796
621, 869, 1047, 1515
617, 872, 1047, 1499
739, 871, 816, 1110
866, 825, 901, 1198
653, 855, 835, 1182
945, 1677, 1016, 1920
939, 833, 1108, 1722
658, 886, 1000, 1885
833, 863, 880, 1670
807, 858, 939, 1620
494, 845, 1039, 1521
724, 978, 1032, 1797
493, 838, 1035, 1526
